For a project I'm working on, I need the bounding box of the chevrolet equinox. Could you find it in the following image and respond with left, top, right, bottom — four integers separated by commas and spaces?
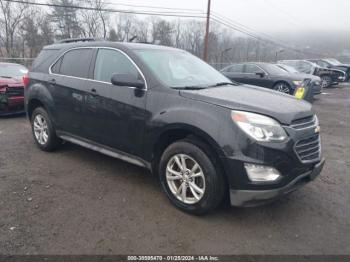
25, 39, 325, 214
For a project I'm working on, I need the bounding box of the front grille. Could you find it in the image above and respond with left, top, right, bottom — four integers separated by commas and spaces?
295, 134, 321, 163
5, 87, 24, 97
291, 115, 316, 130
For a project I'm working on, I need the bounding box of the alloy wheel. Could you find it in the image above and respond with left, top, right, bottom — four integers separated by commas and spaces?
321, 76, 331, 88
275, 83, 290, 94
166, 154, 206, 204
33, 114, 49, 145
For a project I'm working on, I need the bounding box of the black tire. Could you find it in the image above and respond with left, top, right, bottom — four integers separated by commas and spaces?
31, 107, 61, 151
159, 139, 225, 215
273, 82, 292, 94
321, 75, 332, 88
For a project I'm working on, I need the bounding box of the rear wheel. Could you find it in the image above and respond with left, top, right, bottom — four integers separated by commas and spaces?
31, 107, 61, 151
321, 75, 332, 88
273, 82, 292, 94
159, 140, 225, 215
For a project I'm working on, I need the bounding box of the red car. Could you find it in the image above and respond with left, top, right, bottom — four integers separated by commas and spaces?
0, 63, 28, 115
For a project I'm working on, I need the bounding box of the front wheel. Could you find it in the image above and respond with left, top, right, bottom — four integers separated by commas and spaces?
273, 82, 292, 94
321, 75, 332, 88
159, 140, 225, 215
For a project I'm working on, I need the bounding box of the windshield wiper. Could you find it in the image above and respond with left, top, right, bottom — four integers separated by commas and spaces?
172, 86, 208, 90
209, 82, 238, 87
0, 76, 12, 79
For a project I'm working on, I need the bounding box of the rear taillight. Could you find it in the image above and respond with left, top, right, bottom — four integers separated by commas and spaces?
23, 74, 29, 88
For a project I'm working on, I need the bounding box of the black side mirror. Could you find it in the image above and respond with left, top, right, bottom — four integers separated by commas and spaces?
255, 72, 265, 78
111, 73, 145, 89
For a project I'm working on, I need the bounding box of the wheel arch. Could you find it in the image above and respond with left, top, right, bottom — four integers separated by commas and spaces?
151, 124, 229, 187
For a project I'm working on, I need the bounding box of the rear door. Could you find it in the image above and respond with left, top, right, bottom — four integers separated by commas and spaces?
49, 48, 94, 136
83, 48, 147, 157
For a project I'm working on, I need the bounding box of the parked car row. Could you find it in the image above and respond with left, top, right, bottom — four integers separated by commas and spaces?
219, 57, 350, 102
19, 38, 325, 214
220, 62, 321, 102
278, 59, 347, 88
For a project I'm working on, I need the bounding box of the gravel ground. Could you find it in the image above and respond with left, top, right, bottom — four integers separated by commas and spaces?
0, 84, 349, 255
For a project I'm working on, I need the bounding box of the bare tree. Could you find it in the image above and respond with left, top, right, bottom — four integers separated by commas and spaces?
50, 0, 82, 39
79, 0, 109, 38
0, 0, 29, 57
151, 19, 174, 46
114, 14, 137, 42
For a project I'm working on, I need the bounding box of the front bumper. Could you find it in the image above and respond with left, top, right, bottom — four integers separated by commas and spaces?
230, 158, 325, 206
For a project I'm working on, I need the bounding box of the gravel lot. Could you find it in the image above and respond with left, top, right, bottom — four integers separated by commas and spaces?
1, 84, 349, 255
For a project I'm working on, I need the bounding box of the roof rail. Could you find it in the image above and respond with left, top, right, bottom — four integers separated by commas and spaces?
57, 37, 105, 44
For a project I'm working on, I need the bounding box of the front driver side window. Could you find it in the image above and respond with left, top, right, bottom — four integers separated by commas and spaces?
94, 49, 139, 83
245, 64, 263, 74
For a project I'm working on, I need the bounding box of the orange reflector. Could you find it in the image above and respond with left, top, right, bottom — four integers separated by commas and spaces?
231, 112, 247, 122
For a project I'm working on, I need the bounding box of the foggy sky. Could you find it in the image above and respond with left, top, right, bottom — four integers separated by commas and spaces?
113, 0, 350, 33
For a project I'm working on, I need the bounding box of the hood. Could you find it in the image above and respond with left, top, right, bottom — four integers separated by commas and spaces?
294, 73, 320, 82
279, 72, 305, 81
0, 76, 24, 88
180, 84, 313, 125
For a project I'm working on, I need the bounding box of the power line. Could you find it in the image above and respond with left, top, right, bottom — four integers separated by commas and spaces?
211, 11, 290, 47
3, 0, 324, 57
2, 0, 207, 18
211, 16, 325, 57
74, 0, 204, 13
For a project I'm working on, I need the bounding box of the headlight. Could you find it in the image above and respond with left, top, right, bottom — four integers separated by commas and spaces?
231, 111, 287, 142
292, 80, 303, 86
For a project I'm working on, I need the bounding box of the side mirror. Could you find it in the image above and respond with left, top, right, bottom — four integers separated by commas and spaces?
111, 73, 145, 89
255, 72, 265, 78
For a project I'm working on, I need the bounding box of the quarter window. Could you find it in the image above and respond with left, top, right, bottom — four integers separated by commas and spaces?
58, 49, 93, 78
94, 49, 139, 83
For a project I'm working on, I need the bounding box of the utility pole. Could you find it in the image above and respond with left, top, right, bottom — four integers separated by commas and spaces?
203, 0, 211, 62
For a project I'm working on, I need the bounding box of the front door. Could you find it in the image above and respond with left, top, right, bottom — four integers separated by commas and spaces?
243, 64, 271, 87
83, 48, 147, 157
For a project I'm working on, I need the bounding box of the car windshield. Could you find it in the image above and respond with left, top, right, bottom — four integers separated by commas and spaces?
324, 58, 342, 66
0, 63, 28, 78
135, 49, 231, 89
262, 64, 288, 75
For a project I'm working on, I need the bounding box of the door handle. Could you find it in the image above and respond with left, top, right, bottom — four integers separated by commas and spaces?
49, 78, 56, 84
90, 88, 98, 96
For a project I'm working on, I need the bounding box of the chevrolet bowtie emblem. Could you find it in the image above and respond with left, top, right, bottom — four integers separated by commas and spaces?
315, 126, 321, 133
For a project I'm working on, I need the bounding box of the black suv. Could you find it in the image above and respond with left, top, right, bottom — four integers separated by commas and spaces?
25, 39, 325, 214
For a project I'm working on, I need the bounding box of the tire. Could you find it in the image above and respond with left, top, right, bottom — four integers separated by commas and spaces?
321, 75, 332, 88
273, 82, 292, 94
159, 139, 225, 215
31, 107, 61, 151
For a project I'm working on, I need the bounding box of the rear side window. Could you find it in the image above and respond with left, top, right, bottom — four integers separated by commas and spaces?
51, 57, 62, 74
59, 49, 93, 78
227, 64, 244, 73
94, 49, 138, 83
